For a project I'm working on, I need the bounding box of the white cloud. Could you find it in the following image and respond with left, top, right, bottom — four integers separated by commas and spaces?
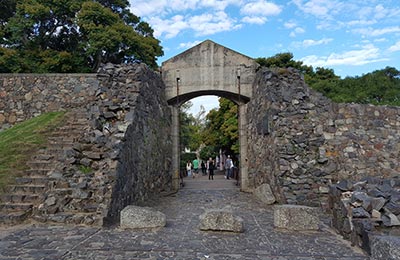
284, 21, 297, 29
346, 19, 376, 27
388, 41, 400, 52
242, 16, 267, 25
292, 0, 343, 19
354, 26, 400, 37
374, 38, 387, 43
130, 0, 168, 16
239, 1, 281, 25
241, 0, 282, 16
149, 15, 189, 39
188, 11, 242, 36
199, 0, 242, 10
178, 40, 203, 49
131, 0, 244, 38
289, 27, 305, 37
301, 44, 387, 67
294, 38, 333, 48
372, 4, 400, 20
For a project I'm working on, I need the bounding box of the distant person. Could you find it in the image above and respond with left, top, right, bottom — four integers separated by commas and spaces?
225, 155, 233, 180
186, 161, 192, 177
201, 160, 206, 175
208, 157, 215, 180
192, 158, 199, 178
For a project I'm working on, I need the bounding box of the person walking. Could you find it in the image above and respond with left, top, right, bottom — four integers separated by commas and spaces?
225, 155, 233, 180
208, 157, 215, 180
201, 160, 206, 175
192, 158, 199, 178
186, 161, 192, 178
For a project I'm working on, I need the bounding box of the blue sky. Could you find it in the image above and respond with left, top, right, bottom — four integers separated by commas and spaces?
130, 0, 400, 115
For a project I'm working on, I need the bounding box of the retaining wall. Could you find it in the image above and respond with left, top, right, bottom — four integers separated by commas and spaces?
0, 64, 173, 225
246, 68, 400, 207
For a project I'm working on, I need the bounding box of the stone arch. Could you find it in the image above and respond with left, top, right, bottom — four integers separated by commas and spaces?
162, 40, 259, 192
166, 90, 250, 107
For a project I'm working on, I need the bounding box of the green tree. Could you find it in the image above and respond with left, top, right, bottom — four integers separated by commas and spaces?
0, 0, 16, 25
201, 98, 239, 155
256, 52, 313, 75
0, 0, 162, 72
179, 101, 204, 152
338, 67, 400, 105
256, 53, 400, 106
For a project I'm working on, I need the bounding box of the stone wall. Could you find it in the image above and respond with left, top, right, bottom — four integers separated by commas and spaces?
0, 74, 98, 131
0, 64, 172, 226
95, 64, 172, 225
246, 67, 400, 207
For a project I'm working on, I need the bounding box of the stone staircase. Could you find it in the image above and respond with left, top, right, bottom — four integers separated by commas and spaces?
0, 110, 91, 225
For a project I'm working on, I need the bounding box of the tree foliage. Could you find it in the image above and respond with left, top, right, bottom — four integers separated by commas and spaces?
256, 52, 400, 106
201, 98, 239, 156
179, 101, 204, 152
0, 0, 162, 73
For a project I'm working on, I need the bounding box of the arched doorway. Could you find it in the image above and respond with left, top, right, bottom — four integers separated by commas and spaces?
161, 40, 259, 192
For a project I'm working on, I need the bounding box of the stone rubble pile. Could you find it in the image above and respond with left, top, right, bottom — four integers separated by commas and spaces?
329, 177, 400, 254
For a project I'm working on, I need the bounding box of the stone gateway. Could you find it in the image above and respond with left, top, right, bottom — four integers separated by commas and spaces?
0, 40, 399, 229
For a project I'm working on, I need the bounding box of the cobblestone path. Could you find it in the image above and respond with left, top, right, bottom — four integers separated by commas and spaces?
0, 172, 369, 260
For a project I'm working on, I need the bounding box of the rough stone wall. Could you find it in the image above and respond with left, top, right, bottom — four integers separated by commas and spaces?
247, 67, 400, 207
94, 64, 172, 225
324, 104, 400, 181
0, 74, 98, 131
0, 64, 172, 226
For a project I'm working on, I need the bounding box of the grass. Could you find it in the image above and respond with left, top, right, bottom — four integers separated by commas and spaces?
0, 111, 66, 191
79, 165, 93, 174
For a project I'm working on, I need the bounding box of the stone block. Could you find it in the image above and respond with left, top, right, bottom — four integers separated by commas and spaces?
274, 204, 320, 231
199, 210, 243, 233
253, 183, 276, 205
371, 235, 400, 260
120, 205, 166, 229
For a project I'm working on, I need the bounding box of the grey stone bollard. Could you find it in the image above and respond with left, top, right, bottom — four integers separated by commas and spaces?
199, 210, 244, 233
274, 204, 320, 231
120, 205, 166, 229
254, 183, 276, 205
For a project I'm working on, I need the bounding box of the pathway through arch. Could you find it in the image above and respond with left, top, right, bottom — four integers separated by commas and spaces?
0, 170, 368, 260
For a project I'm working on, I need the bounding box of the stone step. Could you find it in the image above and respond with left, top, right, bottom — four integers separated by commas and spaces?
11, 185, 46, 194
26, 161, 54, 169
47, 140, 75, 146
25, 168, 53, 176
32, 154, 54, 161
47, 137, 77, 143
15, 176, 51, 186
38, 148, 69, 156
0, 203, 33, 212
57, 123, 88, 130
0, 194, 42, 204
50, 129, 86, 135
53, 188, 74, 196
0, 211, 30, 225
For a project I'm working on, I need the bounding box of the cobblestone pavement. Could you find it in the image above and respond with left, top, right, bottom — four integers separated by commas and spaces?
0, 172, 369, 260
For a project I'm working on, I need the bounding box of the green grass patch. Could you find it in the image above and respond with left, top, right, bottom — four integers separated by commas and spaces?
0, 111, 66, 191
79, 165, 92, 174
